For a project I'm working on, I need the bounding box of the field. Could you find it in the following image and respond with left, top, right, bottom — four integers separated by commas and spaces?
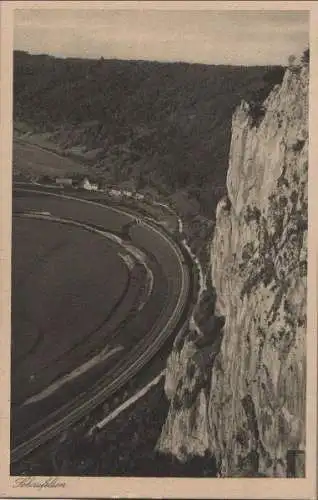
11, 190, 180, 451
11, 216, 130, 406
13, 140, 88, 178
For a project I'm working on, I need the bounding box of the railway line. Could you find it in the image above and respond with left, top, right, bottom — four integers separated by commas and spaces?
11, 188, 192, 464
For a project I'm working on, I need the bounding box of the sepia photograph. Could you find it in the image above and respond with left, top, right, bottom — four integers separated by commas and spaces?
0, 1, 317, 499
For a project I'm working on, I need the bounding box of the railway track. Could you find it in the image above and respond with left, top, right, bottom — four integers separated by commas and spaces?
11, 188, 191, 464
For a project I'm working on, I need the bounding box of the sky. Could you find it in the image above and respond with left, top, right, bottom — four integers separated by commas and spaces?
14, 7, 309, 65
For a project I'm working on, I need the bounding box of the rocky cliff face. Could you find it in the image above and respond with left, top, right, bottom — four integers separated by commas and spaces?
157, 61, 308, 477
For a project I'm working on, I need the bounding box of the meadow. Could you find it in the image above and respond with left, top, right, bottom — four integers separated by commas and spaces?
13, 139, 88, 178
11, 216, 130, 406
10, 191, 176, 450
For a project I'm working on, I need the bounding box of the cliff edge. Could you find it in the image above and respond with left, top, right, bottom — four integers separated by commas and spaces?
157, 60, 308, 477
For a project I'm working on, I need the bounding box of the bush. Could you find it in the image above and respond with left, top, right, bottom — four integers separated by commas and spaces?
288, 54, 296, 67
292, 139, 305, 153
301, 48, 309, 65
249, 101, 266, 128
244, 205, 261, 224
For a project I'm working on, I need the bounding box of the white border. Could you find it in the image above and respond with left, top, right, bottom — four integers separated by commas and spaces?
0, 2, 316, 499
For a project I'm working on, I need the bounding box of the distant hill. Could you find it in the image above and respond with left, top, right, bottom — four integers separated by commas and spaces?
13, 51, 284, 216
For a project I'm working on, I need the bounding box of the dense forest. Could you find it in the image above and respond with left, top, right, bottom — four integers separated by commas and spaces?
13, 51, 284, 215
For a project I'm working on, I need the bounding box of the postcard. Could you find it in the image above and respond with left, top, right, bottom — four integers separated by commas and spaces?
0, 1, 316, 498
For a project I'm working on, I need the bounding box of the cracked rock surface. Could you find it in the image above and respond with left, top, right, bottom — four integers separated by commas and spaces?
157, 62, 308, 477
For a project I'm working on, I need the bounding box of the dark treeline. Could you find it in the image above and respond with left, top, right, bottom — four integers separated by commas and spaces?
13, 51, 284, 215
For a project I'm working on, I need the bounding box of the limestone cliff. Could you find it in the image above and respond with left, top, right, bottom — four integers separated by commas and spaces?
157, 60, 308, 477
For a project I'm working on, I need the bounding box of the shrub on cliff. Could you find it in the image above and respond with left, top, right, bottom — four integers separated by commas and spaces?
249, 101, 266, 128
301, 48, 309, 64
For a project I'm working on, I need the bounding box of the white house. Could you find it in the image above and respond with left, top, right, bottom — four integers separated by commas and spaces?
109, 189, 122, 198
135, 193, 144, 201
56, 177, 73, 187
123, 190, 133, 198
81, 177, 99, 191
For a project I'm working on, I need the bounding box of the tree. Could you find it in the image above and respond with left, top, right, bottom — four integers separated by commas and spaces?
301, 48, 309, 64
288, 54, 296, 67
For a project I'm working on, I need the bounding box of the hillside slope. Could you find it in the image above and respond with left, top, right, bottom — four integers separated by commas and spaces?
13, 51, 284, 215
157, 59, 308, 477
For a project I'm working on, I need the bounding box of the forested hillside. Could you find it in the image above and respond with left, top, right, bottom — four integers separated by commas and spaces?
13, 51, 284, 215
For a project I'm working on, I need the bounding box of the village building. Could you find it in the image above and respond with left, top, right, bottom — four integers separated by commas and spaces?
80, 177, 99, 191
109, 188, 122, 198
55, 177, 73, 187
123, 190, 133, 198
134, 193, 145, 201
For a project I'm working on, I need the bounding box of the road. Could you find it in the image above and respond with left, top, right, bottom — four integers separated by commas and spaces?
11, 187, 191, 464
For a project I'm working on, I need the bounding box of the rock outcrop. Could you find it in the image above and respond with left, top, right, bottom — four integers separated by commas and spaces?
157, 60, 308, 477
